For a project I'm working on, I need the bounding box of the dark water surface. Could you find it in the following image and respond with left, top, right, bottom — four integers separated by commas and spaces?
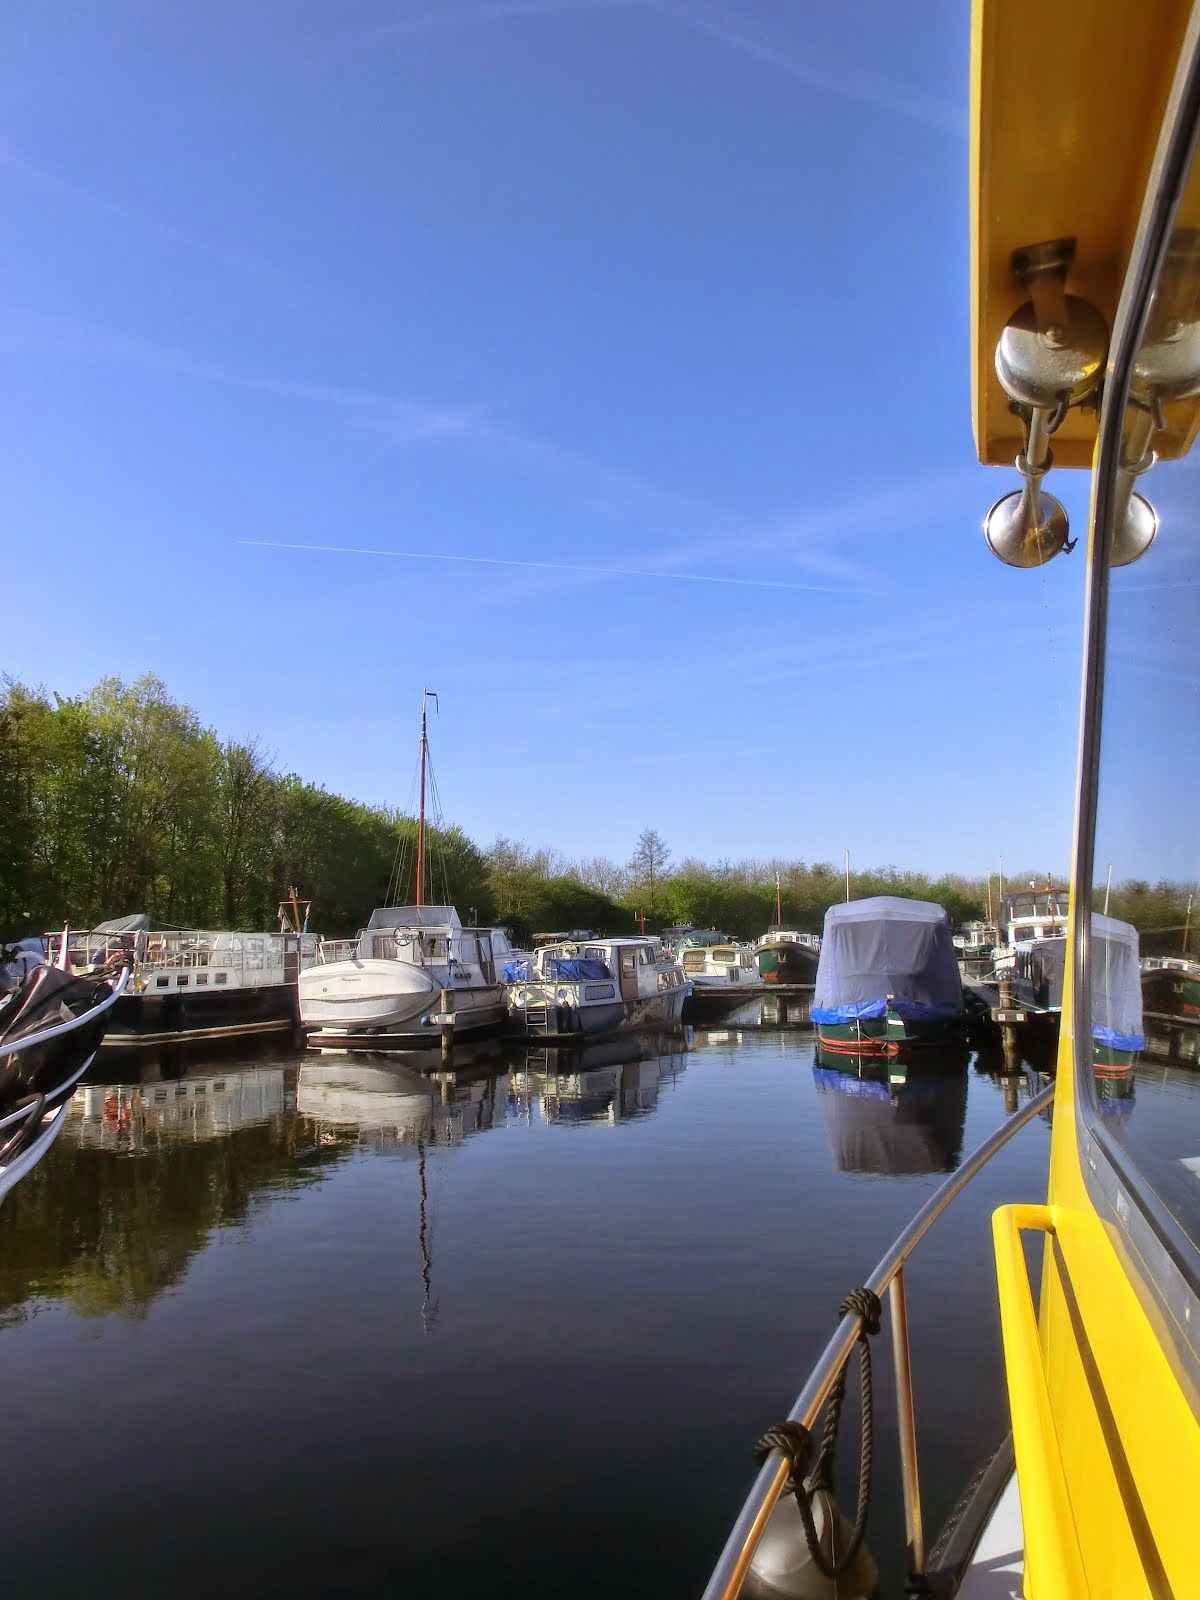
0, 1019, 1055, 1597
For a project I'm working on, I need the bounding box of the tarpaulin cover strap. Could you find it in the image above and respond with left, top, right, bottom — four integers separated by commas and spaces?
812, 897, 963, 1023
1090, 914, 1145, 1050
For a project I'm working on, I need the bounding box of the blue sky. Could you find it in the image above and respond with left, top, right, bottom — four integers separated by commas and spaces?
1, 0, 1088, 874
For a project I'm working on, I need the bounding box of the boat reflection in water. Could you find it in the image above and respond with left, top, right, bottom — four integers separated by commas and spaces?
297, 1055, 509, 1151
72, 1066, 295, 1152
509, 1032, 686, 1125
812, 1046, 969, 1177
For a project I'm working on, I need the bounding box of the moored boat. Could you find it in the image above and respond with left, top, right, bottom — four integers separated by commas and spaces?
505, 935, 687, 1040
299, 690, 512, 1050
48, 914, 316, 1050
300, 905, 512, 1047
811, 896, 966, 1056
754, 927, 820, 985
0, 950, 131, 1199
680, 942, 764, 991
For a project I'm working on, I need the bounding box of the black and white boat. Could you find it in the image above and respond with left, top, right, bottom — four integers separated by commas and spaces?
0, 946, 130, 1199
46, 915, 317, 1051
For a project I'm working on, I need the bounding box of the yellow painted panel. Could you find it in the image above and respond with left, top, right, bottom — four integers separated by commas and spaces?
971, 0, 1191, 466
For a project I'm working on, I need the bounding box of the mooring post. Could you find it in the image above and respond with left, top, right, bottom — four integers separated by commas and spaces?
439, 986, 455, 1061
997, 973, 1021, 1075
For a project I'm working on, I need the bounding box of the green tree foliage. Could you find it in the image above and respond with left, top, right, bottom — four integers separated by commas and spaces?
17, 675, 1179, 949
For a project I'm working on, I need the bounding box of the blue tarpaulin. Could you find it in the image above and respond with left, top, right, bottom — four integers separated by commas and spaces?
503, 958, 612, 982
812, 897, 963, 1024
542, 958, 612, 980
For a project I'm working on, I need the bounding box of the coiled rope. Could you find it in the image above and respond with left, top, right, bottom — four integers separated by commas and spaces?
753, 1286, 882, 1579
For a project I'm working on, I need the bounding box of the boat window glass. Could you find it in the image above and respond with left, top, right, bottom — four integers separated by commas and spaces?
1085, 135, 1200, 1260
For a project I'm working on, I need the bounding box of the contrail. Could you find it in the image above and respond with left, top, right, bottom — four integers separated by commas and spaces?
238, 538, 862, 594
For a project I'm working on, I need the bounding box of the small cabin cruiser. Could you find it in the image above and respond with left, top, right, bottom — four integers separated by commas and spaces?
299, 906, 512, 1047
680, 942, 764, 990
47, 915, 318, 1049
505, 935, 686, 1040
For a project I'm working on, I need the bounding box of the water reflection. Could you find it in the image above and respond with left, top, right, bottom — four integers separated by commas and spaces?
510, 1035, 687, 1124
298, 1058, 509, 1153
0, 1066, 350, 1325
812, 1053, 969, 1176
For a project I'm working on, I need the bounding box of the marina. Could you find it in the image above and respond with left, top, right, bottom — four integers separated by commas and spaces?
4, 0, 1200, 1592
0, 1019, 1052, 1598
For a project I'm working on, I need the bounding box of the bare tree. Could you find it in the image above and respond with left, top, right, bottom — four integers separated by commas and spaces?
628, 827, 671, 917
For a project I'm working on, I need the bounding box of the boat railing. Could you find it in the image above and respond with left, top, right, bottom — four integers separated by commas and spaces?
317, 938, 360, 964
702, 1078, 1055, 1600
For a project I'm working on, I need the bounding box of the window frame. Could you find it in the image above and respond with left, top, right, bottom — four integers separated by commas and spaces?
1071, 6, 1200, 1364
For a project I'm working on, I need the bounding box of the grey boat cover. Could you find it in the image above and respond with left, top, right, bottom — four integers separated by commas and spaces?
1091, 913, 1144, 1050
94, 914, 152, 933
1013, 938, 1066, 1011
366, 905, 462, 930
812, 897, 963, 1023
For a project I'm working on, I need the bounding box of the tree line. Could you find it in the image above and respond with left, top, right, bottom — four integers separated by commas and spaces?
2, 675, 1193, 950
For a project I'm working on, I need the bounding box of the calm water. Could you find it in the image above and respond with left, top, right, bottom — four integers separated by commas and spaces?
0, 1015, 1056, 1597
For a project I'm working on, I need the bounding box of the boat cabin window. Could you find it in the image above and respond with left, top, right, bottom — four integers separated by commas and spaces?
1084, 130, 1200, 1269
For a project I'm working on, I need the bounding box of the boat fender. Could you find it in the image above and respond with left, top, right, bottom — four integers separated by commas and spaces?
748, 1289, 881, 1599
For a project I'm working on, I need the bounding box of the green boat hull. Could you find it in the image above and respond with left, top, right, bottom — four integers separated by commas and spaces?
756, 942, 819, 984
815, 1011, 966, 1057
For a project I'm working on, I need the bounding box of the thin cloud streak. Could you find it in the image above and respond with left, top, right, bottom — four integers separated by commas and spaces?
374, 0, 633, 38
0, 304, 729, 524
647, 0, 963, 137
238, 538, 867, 594
0, 138, 312, 303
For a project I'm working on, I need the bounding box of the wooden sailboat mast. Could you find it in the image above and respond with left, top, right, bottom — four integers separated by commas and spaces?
415, 689, 436, 909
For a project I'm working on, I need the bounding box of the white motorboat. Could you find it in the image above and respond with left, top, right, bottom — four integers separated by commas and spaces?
300, 905, 513, 1046
506, 935, 687, 1039
299, 690, 514, 1049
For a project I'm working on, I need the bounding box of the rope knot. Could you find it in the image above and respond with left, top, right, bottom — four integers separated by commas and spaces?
753, 1419, 812, 1475
838, 1286, 882, 1336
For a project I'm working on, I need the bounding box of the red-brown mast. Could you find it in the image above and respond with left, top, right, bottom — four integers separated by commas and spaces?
415, 691, 429, 908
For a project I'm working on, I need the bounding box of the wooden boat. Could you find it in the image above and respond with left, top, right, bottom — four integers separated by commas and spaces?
1141, 954, 1200, 1025
811, 896, 966, 1056
0, 950, 130, 1200
505, 935, 686, 1040
754, 929, 820, 985
705, 7, 1200, 1594
754, 876, 820, 985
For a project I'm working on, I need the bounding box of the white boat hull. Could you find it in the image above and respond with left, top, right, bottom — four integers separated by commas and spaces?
509, 982, 687, 1040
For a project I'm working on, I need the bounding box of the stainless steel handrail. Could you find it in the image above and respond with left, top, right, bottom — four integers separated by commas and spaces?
701, 1079, 1055, 1600
0, 966, 131, 1060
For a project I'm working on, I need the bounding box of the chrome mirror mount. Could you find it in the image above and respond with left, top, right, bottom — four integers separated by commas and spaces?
984, 238, 1108, 567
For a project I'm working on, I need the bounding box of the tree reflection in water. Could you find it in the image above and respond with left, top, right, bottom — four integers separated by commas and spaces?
0, 1068, 356, 1325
